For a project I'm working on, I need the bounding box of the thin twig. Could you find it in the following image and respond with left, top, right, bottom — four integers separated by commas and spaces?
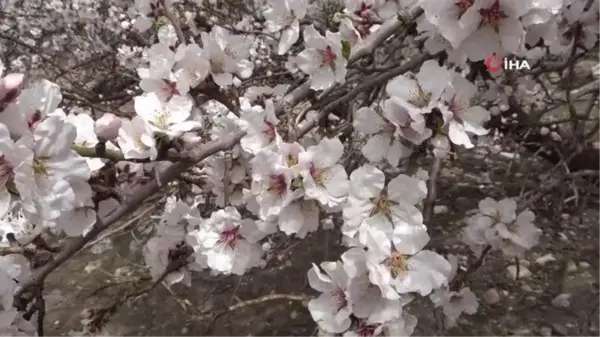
162, 4, 186, 44
449, 245, 492, 291
423, 157, 443, 225
83, 203, 158, 249
206, 292, 309, 330
564, 24, 583, 131
222, 151, 232, 206
36, 285, 45, 336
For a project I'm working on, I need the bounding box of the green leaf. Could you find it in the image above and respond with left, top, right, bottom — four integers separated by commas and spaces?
341, 41, 351, 60
152, 20, 165, 31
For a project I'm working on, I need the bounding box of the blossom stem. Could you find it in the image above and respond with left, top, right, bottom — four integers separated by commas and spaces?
72, 144, 127, 161
72, 144, 183, 162
162, 4, 186, 44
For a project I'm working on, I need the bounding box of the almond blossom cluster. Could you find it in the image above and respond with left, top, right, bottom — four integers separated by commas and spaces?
417, 0, 599, 62
0, 0, 592, 335
0, 63, 99, 334
462, 197, 541, 259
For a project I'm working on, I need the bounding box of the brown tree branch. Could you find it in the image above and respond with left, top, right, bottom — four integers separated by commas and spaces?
423, 157, 443, 225
14, 132, 243, 301
11, 6, 431, 314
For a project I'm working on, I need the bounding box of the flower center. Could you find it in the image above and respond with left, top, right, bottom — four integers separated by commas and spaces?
479, 0, 507, 31
263, 121, 276, 140
446, 94, 467, 120
355, 2, 373, 19
370, 192, 397, 219
387, 252, 408, 278
382, 122, 396, 134
319, 46, 337, 66
218, 226, 240, 249
32, 158, 49, 177
309, 165, 326, 185
27, 110, 42, 130
0, 155, 13, 186
408, 85, 431, 108
268, 174, 287, 196
355, 321, 379, 337
455, 0, 475, 18
155, 113, 170, 131
286, 155, 298, 167
331, 287, 348, 311
161, 79, 180, 100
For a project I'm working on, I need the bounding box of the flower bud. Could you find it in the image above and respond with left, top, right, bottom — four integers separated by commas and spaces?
0, 73, 25, 104
94, 113, 122, 141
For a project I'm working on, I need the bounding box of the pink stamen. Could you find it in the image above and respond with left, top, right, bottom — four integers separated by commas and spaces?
447, 95, 465, 120
320, 46, 337, 66
268, 174, 287, 196
479, 0, 507, 30
264, 121, 276, 140
355, 321, 378, 337
27, 110, 42, 129
331, 287, 347, 311
455, 0, 474, 18
161, 79, 180, 100
218, 226, 240, 249
356, 2, 373, 18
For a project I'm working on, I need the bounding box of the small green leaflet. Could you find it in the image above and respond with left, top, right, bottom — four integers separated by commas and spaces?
341, 41, 351, 60
152, 20, 165, 31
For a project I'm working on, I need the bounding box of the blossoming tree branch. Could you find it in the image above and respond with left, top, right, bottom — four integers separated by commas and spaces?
0, 0, 598, 335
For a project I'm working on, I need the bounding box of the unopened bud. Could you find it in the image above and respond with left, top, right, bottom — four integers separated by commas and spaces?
94, 113, 122, 141
0, 73, 25, 104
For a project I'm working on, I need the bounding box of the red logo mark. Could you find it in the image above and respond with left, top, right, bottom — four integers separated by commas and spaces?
485, 54, 502, 73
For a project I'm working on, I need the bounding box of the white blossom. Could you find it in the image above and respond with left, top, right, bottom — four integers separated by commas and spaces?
296, 25, 348, 90
117, 116, 158, 160
263, 0, 309, 55
299, 137, 350, 208
13, 116, 90, 221
134, 92, 198, 138
187, 206, 265, 275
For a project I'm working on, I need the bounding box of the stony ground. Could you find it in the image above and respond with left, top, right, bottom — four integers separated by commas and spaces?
41, 149, 599, 336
